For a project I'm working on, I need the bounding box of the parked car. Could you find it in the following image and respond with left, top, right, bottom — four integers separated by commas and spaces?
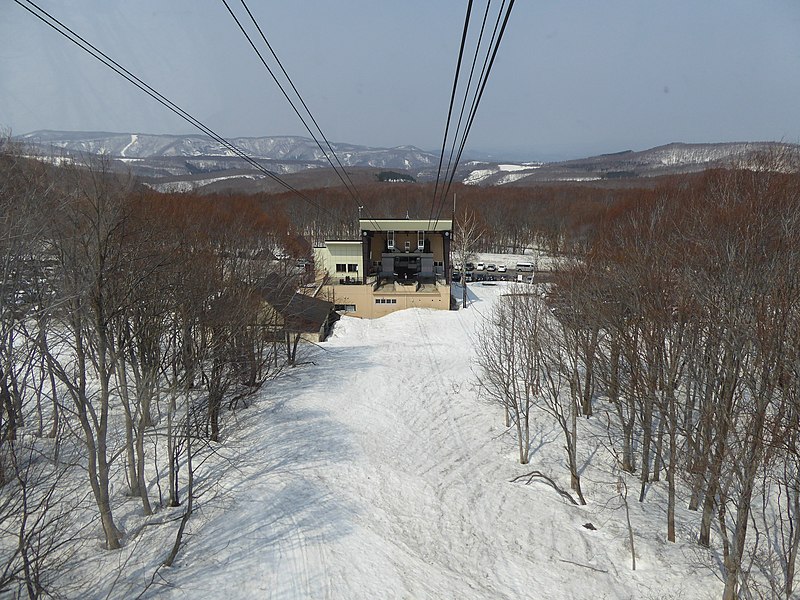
497, 264, 507, 273
452, 271, 462, 282
476, 262, 485, 271
465, 262, 475, 271
516, 261, 534, 272
486, 264, 496, 272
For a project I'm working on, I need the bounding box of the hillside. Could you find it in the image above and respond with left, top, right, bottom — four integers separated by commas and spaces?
73, 283, 722, 599
17, 130, 799, 193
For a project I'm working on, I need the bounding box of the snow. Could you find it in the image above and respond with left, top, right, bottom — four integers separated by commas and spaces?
23, 153, 75, 166
464, 163, 542, 185
497, 163, 535, 172
555, 176, 603, 182
120, 133, 138, 157
473, 250, 559, 271
67, 283, 723, 598
145, 174, 261, 193
497, 172, 532, 185
463, 168, 496, 185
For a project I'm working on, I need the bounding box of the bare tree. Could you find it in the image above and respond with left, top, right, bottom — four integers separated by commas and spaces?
0, 432, 82, 599
38, 158, 135, 549
539, 308, 588, 505
452, 208, 484, 309
475, 289, 538, 464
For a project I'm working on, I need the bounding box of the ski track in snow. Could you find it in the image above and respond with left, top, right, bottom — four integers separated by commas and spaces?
120, 133, 137, 157
141, 283, 720, 600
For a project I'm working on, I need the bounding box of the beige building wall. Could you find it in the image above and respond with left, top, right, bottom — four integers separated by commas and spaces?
314, 241, 363, 281
327, 283, 451, 319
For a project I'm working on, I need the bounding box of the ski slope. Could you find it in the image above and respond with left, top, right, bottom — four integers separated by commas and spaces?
98, 282, 722, 599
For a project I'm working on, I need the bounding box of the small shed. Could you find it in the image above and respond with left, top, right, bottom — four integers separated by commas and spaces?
257, 273, 339, 342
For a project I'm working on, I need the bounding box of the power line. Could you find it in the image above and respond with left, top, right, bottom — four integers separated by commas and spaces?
430, 0, 516, 231
222, 2, 357, 204
439, 0, 515, 210
222, 0, 383, 232
429, 0, 474, 230
11, 0, 344, 225
437, 0, 495, 210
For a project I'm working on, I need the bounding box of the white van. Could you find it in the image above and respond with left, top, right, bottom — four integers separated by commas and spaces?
516, 261, 534, 272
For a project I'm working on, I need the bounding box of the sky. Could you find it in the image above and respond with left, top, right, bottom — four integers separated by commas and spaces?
1, 0, 799, 161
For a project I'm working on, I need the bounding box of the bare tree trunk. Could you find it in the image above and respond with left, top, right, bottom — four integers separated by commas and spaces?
116, 357, 140, 497
136, 395, 153, 515
652, 413, 665, 483
167, 391, 180, 507
666, 388, 678, 542
164, 385, 195, 567
568, 405, 586, 505
786, 480, 800, 599
638, 388, 655, 503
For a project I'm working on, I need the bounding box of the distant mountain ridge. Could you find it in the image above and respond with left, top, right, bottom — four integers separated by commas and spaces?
15, 131, 799, 193
18, 130, 439, 168
462, 141, 800, 186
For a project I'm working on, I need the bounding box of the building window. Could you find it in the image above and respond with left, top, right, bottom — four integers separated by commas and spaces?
434, 261, 444, 267
374, 298, 398, 304
335, 304, 356, 312
335, 263, 346, 272
347, 263, 358, 272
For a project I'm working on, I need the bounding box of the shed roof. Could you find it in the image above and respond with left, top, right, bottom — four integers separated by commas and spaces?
257, 273, 338, 332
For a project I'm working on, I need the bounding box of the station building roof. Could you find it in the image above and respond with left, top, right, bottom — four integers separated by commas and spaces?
359, 219, 452, 232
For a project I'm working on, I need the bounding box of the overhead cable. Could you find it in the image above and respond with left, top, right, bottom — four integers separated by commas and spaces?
12, 0, 343, 224
430, 0, 516, 231
223, 0, 383, 232
429, 0, 474, 230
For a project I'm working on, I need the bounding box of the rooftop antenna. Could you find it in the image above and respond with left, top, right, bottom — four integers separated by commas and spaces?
405, 209, 410, 219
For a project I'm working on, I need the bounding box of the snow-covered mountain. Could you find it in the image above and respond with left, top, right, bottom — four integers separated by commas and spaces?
16, 131, 799, 192
461, 141, 800, 186
18, 130, 439, 169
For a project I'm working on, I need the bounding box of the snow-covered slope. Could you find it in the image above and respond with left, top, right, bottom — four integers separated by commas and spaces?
462, 161, 544, 185
480, 141, 800, 185
85, 282, 722, 599
18, 130, 438, 169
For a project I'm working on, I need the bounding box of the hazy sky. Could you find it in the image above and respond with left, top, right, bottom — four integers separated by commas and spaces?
1, 1, 799, 160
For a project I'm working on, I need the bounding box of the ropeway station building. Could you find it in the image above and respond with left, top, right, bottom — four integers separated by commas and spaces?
313, 218, 454, 318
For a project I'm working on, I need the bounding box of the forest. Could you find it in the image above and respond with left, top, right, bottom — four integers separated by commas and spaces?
2, 135, 800, 599
474, 152, 800, 599
0, 140, 312, 596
